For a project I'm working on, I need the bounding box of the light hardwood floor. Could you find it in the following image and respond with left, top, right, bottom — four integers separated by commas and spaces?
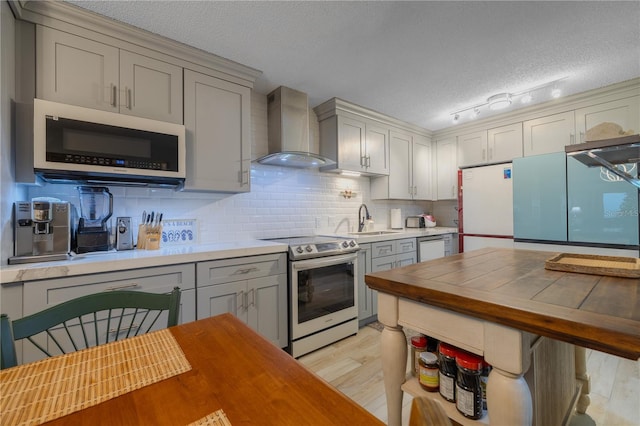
299, 325, 640, 426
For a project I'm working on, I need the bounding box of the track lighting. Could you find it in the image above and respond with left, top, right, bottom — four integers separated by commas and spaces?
449, 76, 568, 124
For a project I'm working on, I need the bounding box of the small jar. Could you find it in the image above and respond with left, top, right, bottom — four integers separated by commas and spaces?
438, 342, 458, 402
410, 335, 428, 377
455, 351, 484, 420
418, 351, 439, 392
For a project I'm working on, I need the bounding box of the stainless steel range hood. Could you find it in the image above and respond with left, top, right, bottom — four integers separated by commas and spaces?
566, 134, 640, 189
257, 86, 335, 168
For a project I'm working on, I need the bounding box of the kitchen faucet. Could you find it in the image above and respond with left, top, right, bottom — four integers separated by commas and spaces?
358, 204, 371, 232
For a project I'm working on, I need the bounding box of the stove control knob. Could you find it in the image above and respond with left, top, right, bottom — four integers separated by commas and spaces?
295, 246, 304, 254
349, 240, 356, 247
305, 245, 313, 252
342, 241, 349, 248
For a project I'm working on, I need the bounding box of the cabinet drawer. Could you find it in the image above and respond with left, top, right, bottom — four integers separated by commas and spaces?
371, 255, 397, 272
24, 264, 196, 316
372, 241, 396, 257
396, 238, 416, 254
197, 253, 286, 286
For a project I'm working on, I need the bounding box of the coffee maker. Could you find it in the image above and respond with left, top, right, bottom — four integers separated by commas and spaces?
75, 186, 113, 253
9, 200, 72, 264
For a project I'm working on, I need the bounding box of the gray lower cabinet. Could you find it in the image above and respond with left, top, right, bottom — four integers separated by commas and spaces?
371, 238, 417, 272
356, 244, 376, 327
358, 238, 417, 327
196, 253, 287, 348
19, 264, 196, 364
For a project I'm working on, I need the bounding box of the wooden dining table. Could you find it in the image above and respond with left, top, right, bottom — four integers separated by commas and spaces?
1, 313, 383, 426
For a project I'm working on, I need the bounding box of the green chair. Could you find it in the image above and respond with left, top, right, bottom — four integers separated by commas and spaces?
0, 287, 181, 370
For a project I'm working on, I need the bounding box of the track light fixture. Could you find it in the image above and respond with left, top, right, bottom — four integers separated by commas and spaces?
450, 76, 568, 124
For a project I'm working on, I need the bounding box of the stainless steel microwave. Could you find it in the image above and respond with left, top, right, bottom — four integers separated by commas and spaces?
29, 99, 186, 188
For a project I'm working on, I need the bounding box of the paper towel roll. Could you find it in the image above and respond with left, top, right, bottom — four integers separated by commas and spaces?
390, 208, 402, 229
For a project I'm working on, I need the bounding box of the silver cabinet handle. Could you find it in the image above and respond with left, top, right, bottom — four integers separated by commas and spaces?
110, 83, 117, 107
248, 288, 255, 308
366, 156, 371, 167
579, 131, 585, 144
488, 148, 493, 160
570, 132, 575, 145
238, 290, 245, 310
482, 148, 486, 161
106, 283, 140, 291
127, 87, 132, 110
234, 267, 259, 275
360, 155, 367, 167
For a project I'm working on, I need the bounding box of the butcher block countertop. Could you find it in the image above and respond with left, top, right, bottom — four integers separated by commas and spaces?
365, 248, 640, 360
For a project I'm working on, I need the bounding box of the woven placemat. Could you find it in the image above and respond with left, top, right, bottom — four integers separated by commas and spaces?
188, 409, 232, 426
0, 328, 191, 426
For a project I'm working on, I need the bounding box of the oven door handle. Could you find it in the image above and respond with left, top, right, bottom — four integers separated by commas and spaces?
291, 253, 358, 271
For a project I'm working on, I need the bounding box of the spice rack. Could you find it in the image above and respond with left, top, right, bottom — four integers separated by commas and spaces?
402, 377, 489, 425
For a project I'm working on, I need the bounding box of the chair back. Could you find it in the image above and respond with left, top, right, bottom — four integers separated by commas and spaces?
409, 396, 452, 426
1, 287, 181, 369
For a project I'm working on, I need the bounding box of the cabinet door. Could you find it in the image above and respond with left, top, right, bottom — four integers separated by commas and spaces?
523, 112, 575, 156
357, 245, 376, 323
119, 50, 183, 124
488, 122, 523, 163
513, 153, 568, 241
388, 130, 413, 199
575, 97, 640, 144
365, 122, 390, 175
396, 238, 417, 254
37, 26, 119, 112
395, 252, 417, 267
457, 131, 488, 168
435, 138, 458, 200
337, 116, 367, 172
247, 274, 288, 348
184, 70, 251, 192
197, 281, 248, 322
412, 135, 432, 200
371, 255, 396, 272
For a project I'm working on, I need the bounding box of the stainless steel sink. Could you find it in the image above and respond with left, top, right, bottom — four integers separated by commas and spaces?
348, 231, 401, 236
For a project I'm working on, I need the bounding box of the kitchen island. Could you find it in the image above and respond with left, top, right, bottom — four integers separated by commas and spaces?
365, 248, 640, 426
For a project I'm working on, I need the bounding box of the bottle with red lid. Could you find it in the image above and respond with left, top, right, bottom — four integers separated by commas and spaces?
438, 342, 458, 402
455, 351, 484, 420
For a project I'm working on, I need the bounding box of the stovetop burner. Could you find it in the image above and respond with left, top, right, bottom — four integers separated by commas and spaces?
265, 235, 359, 260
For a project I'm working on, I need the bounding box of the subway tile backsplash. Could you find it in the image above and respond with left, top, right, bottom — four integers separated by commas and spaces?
25, 166, 443, 244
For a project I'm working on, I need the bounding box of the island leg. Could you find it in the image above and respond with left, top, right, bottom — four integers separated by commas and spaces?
574, 346, 591, 414
487, 368, 533, 425
378, 292, 407, 426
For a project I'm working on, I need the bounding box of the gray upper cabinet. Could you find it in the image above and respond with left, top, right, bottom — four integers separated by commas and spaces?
183, 70, 251, 192
457, 123, 522, 168
523, 111, 575, 156
37, 26, 183, 124
371, 130, 432, 200
318, 113, 390, 176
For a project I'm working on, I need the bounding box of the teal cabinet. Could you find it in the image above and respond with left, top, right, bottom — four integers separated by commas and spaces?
513, 153, 568, 241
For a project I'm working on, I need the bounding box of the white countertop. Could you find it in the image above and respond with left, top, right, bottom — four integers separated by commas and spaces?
1, 227, 458, 284
335, 227, 458, 244
1, 240, 288, 284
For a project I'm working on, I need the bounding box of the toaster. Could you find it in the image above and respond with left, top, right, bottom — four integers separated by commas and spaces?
405, 216, 425, 228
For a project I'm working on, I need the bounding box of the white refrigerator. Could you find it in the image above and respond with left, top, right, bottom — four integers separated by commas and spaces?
460, 163, 515, 252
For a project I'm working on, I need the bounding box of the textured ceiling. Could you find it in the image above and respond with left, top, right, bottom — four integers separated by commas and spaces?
68, 1, 640, 131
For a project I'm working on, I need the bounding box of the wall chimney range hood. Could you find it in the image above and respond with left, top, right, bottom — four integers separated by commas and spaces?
566, 134, 640, 189
257, 86, 335, 168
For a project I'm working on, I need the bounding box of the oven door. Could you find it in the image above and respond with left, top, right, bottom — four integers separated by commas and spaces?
290, 252, 358, 340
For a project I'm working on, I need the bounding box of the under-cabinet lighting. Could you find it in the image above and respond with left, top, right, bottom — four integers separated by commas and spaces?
340, 171, 361, 177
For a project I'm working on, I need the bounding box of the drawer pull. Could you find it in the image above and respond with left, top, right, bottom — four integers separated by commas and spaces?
238, 290, 245, 310
234, 267, 259, 275
248, 288, 256, 307
105, 283, 140, 291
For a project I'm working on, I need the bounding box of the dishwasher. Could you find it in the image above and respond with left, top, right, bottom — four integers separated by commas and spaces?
417, 236, 446, 262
